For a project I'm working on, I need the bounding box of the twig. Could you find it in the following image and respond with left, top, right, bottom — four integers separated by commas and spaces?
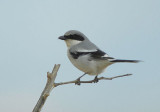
54, 74, 132, 87
33, 64, 132, 112
32, 64, 60, 112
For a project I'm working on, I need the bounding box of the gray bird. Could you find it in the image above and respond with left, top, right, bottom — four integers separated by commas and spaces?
59, 30, 140, 84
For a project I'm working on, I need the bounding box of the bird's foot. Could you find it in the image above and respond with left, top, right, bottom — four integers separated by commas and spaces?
75, 73, 87, 85
75, 78, 81, 85
93, 76, 99, 83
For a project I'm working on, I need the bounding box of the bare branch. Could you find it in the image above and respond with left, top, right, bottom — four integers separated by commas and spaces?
33, 64, 132, 112
32, 64, 60, 112
54, 74, 132, 87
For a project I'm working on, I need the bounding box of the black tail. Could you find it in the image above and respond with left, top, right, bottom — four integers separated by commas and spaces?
110, 59, 140, 63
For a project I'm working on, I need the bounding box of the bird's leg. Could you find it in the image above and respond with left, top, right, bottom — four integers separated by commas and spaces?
75, 73, 86, 85
93, 76, 99, 83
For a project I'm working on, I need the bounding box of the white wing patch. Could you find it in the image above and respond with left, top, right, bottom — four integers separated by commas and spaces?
102, 54, 109, 57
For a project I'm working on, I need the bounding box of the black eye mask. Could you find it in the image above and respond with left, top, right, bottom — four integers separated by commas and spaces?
64, 34, 84, 41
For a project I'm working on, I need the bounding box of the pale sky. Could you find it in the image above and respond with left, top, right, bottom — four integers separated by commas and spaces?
0, 0, 160, 112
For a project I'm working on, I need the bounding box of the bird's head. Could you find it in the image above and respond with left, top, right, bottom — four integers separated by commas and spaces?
59, 30, 87, 48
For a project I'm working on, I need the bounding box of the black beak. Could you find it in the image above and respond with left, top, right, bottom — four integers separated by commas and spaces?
58, 36, 66, 40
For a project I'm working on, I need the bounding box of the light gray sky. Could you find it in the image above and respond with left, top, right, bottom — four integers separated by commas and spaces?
0, 0, 160, 112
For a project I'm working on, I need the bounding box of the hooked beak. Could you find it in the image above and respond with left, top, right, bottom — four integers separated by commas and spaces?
58, 36, 66, 40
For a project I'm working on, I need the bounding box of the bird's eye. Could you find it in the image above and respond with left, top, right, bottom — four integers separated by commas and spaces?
69, 35, 73, 39
64, 35, 75, 40
64, 35, 70, 39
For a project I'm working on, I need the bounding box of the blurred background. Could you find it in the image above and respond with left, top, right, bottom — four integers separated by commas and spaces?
0, 0, 159, 112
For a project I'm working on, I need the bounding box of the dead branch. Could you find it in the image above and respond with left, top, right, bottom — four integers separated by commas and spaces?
33, 64, 132, 112
32, 64, 60, 112
54, 73, 132, 87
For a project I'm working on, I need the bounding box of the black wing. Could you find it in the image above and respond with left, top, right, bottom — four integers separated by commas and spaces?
70, 51, 89, 59
70, 49, 114, 60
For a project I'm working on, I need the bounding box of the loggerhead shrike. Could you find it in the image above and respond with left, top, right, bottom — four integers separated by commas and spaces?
59, 30, 140, 84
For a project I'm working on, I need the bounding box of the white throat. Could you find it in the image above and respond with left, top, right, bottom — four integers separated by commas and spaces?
65, 39, 82, 48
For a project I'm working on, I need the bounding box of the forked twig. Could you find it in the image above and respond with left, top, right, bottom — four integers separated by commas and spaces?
33, 64, 132, 112
32, 64, 60, 112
